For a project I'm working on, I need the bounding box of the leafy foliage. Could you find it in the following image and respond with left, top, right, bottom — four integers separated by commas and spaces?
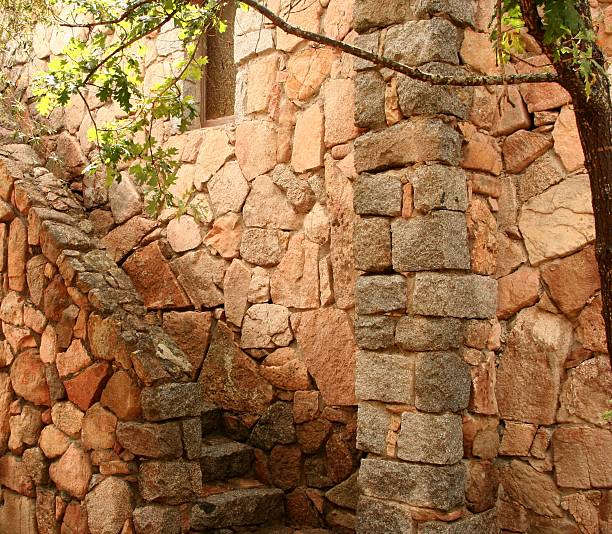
29, 0, 230, 215
494, 0, 604, 96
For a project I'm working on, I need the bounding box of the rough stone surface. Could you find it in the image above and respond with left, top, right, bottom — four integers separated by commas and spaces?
519, 174, 594, 265
355, 275, 406, 315
208, 161, 250, 217
240, 228, 288, 267
123, 241, 190, 309
420, 509, 498, 533
354, 118, 462, 173
353, 217, 392, 272
102, 217, 155, 261
353, 172, 402, 216
248, 401, 296, 451
396, 316, 462, 351
410, 165, 468, 214
356, 497, 415, 534
235, 121, 277, 180
575, 295, 607, 353
199, 322, 273, 413
324, 79, 359, 147
391, 212, 470, 271
411, 273, 497, 319
503, 130, 553, 174
139, 460, 202, 504
240, 304, 292, 349
85, 476, 133, 534
0, 454, 35, 497
356, 402, 391, 455
292, 308, 357, 406
10, 350, 50, 406
499, 422, 538, 456
166, 215, 201, 252
190, 488, 284, 529
541, 246, 600, 316
49, 443, 92, 499
355, 350, 414, 404
109, 176, 141, 224
553, 426, 612, 489
496, 307, 572, 424
353, 0, 409, 31
223, 259, 251, 327
270, 233, 319, 308
415, 352, 471, 413
497, 266, 540, 319
553, 106, 585, 172
292, 104, 325, 173
285, 47, 336, 102
354, 71, 387, 129
100, 370, 142, 420
82, 403, 117, 450
326, 156, 355, 310
117, 421, 182, 458
141, 382, 203, 422
243, 175, 302, 230
163, 311, 213, 379
0, 490, 37, 534
501, 460, 562, 517
467, 197, 497, 275
133, 505, 181, 534
558, 355, 612, 427
397, 412, 463, 465
398, 63, 472, 119
355, 315, 396, 350
384, 19, 461, 66
171, 249, 226, 309
517, 153, 565, 202
359, 457, 465, 510
260, 348, 310, 391
204, 212, 243, 259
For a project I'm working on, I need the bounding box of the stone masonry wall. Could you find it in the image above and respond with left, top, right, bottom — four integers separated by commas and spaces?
350, 1, 498, 532
462, 1, 612, 532
1, 0, 612, 532
4, 0, 363, 532
0, 139, 206, 533
350, 0, 612, 533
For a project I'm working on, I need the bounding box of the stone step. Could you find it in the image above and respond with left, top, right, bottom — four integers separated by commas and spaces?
200, 436, 255, 482
191, 487, 285, 530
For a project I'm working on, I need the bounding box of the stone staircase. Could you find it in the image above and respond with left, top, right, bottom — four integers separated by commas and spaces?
191, 404, 290, 533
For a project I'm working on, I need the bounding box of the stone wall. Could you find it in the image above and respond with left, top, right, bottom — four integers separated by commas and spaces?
1, 0, 612, 532
3, 0, 363, 532
0, 140, 204, 533
346, 0, 611, 532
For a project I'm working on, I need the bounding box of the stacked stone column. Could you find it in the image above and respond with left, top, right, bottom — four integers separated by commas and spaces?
352, 1, 498, 532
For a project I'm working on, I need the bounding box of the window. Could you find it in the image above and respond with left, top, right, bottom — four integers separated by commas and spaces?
200, 1, 237, 125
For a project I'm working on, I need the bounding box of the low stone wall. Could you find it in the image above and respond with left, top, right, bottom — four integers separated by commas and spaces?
0, 140, 207, 533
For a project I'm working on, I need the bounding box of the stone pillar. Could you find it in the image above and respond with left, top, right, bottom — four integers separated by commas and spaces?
352, 2, 498, 532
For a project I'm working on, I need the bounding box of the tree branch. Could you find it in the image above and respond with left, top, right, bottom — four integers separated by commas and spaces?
240, 0, 558, 86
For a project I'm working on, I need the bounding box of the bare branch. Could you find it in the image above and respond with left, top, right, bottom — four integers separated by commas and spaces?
241, 0, 558, 86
